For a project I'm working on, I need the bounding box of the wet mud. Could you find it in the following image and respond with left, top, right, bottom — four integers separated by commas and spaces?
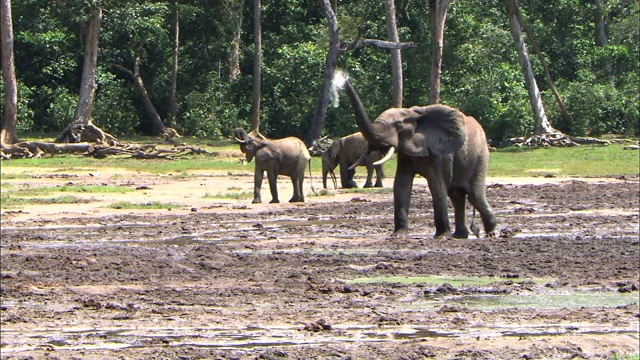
1, 175, 639, 359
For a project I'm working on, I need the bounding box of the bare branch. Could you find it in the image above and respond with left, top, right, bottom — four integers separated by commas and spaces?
341, 39, 417, 52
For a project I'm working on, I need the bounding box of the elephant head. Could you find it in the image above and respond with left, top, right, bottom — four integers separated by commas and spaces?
321, 140, 340, 189
234, 127, 266, 163
341, 80, 467, 163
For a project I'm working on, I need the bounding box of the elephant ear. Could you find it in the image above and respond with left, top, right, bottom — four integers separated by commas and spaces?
396, 105, 466, 157
329, 140, 341, 162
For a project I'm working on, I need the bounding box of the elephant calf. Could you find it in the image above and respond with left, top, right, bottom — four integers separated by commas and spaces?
234, 128, 311, 203
321, 132, 384, 189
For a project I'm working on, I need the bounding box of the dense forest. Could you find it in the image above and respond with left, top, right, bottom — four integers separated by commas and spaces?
1, 0, 638, 147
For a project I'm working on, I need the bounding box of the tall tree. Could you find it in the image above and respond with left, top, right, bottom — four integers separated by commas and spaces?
55, 6, 106, 143
516, 3, 574, 125
309, 0, 341, 144
503, 0, 557, 135
168, 3, 179, 128
1, 0, 19, 144
593, 0, 612, 75
229, 0, 245, 82
428, 0, 451, 105
250, 0, 261, 132
384, 0, 403, 107
310, 0, 415, 144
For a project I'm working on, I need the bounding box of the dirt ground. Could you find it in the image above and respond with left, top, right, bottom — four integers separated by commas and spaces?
1, 164, 639, 359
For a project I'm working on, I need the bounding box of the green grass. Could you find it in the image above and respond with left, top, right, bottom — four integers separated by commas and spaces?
204, 191, 253, 200
7, 184, 132, 196
107, 201, 180, 210
488, 145, 639, 177
1, 194, 91, 208
1, 136, 637, 178
611, 353, 639, 360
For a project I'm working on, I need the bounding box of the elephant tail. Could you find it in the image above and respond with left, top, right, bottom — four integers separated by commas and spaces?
470, 207, 481, 238
308, 158, 317, 195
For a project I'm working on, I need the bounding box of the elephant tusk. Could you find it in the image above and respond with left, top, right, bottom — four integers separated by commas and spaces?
348, 150, 371, 171
373, 146, 395, 166
235, 137, 246, 144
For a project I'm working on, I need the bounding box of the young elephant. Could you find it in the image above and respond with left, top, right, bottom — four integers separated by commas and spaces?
321, 132, 384, 189
234, 128, 310, 204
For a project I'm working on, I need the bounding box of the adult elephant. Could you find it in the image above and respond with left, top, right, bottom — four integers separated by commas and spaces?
321, 132, 384, 189
336, 75, 497, 239
234, 128, 311, 204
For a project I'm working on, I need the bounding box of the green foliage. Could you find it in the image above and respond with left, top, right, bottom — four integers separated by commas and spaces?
4, 0, 638, 144
560, 76, 639, 136
180, 74, 247, 139
92, 72, 140, 136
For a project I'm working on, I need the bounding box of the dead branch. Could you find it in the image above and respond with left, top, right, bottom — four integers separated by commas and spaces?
503, 133, 611, 148
2, 130, 211, 160
340, 38, 417, 52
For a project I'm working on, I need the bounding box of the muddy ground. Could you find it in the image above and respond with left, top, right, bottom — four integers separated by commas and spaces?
1, 166, 639, 359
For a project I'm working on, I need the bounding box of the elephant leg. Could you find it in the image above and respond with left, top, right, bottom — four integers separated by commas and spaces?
448, 187, 470, 239
425, 171, 451, 238
289, 176, 304, 202
393, 158, 414, 234
340, 163, 357, 188
468, 188, 497, 236
252, 169, 264, 204
373, 166, 384, 188
267, 170, 279, 203
363, 165, 374, 188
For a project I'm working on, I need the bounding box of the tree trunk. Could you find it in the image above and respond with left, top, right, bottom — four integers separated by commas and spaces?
516, 2, 574, 124
1, 0, 19, 144
112, 37, 167, 135
250, 0, 261, 132
503, 0, 557, 135
55, 6, 102, 143
168, 4, 179, 128
229, 0, 245, 82
594, 0, 608, 46
594, 0, 612, 76
384, 0, 403, 108
428, 0, 451, 105
308, 0, 340, 145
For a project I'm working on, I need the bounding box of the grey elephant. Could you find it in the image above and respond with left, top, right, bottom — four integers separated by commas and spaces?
234, 128, 311, 204
321, 132, 384, 189
335, 74, 497, 239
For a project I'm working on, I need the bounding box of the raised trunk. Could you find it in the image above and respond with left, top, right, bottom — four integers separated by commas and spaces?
343, 81, 379, 146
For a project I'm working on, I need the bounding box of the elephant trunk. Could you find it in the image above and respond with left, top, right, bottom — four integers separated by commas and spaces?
343, 80, 386, 150
322, 161, 338, 189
